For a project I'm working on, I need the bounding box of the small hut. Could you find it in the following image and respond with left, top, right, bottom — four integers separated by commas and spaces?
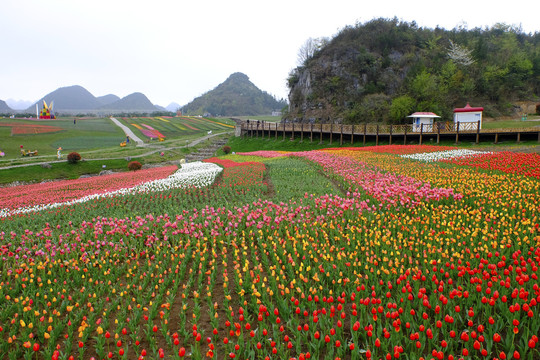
407, 112, 440, 132
453, 103, 483, 130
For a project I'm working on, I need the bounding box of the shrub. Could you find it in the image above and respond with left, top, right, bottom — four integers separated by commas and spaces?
128, 161, 142, 171
222, 145, 232, 154
536, 103, 540, 115
67, 152, 81, 164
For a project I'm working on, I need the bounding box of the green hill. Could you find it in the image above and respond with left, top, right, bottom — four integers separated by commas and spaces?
286, 18, 540, 123
181, 72, 287, 116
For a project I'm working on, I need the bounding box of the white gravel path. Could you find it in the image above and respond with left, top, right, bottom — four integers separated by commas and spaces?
109, 117, 145, 146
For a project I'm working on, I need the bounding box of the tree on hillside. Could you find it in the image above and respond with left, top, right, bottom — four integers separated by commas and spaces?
447, 40, 475, 66
297, 37, 328, 66
389, 95, 416, 123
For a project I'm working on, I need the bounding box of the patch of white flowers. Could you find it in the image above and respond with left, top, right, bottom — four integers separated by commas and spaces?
400, 149, 492, 162
125, 161, 222, 193
0, 162, 222, 218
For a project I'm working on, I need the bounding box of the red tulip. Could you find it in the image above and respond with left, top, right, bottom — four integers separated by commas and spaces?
324, 335, 331, 343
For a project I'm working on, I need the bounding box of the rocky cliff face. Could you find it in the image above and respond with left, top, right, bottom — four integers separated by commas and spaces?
287, 43, 411, 123
286, 18, 540, 124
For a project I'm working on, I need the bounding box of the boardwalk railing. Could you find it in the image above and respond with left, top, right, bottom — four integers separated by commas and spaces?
239, 120, 540, 145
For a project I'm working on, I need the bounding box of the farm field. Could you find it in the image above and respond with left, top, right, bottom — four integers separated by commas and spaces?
0, 116, 235, 163
0, 145, 539, 360
0, 118, 125, 160
120, 117, 235, 142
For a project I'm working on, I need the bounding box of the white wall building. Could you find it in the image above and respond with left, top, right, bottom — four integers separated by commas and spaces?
407, 112, 440, 132
453, 103, 484, 130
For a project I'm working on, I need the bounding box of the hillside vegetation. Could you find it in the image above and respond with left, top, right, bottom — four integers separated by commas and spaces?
286, 18, 540, 123
182, 72, 287, 116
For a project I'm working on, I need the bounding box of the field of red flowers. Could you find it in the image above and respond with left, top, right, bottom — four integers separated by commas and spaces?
0, 123, 64, 135
0, 145, 538, 360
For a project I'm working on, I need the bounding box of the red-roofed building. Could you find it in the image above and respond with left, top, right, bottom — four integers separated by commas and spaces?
407, 112, 440, 132
453, 103, 483, 129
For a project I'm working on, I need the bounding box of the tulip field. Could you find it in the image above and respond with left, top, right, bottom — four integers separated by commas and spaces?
1, 145, 539, 360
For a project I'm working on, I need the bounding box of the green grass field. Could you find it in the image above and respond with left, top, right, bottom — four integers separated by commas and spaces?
482, 118, 540, 129
0, 158, 137, 184
118, 116, 235, 141
0, 117, 124, 160
0, 115, 236, 185
235, 115, 282, 122
0, 116, 234, 162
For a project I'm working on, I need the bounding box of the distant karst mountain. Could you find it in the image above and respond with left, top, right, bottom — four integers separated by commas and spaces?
6, 99, 32, 110
26, 85, 101, 112
96, 92, 159, 112
97, 94, 121, 106
0, 100, 13, 112
24, 85, 161, 114
11, 76, 286, 116
181, 72, 287, 116
166, 102, 181, 112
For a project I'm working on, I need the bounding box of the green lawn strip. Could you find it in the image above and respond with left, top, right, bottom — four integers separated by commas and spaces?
234, 116, 282, 123
0, 118, 126, 159
482, 119, 540, 129
222, 136, 380, 153
264, 157, 343, 202
0, 158, 134, 185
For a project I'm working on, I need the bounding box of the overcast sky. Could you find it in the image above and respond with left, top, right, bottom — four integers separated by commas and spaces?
1, 0, 538, 109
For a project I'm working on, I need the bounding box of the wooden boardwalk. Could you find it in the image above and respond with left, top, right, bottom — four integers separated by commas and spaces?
238, 121, 540, 145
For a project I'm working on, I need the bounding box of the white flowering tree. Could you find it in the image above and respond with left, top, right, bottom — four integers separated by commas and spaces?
447, 39, 475, 66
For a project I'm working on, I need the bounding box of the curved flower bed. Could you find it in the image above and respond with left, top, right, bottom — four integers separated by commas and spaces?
0, 162, 222, 218
324, 144, 457, 154
0, 165, 177, 212
235, 150, 290, 158
295, 150, 461, 207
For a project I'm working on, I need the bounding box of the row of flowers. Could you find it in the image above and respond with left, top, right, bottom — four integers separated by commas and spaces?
0, 146, 538, 360
237, 146, 539, 179
0, 162, 222, 218
235, 150, 290, 158
0, 166, 178, 212
441, 151, 540, 179
297, 150, 462, 207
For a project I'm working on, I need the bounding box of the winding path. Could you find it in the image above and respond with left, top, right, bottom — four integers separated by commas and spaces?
0, 130, 233, 170
109, 117, 145, 146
